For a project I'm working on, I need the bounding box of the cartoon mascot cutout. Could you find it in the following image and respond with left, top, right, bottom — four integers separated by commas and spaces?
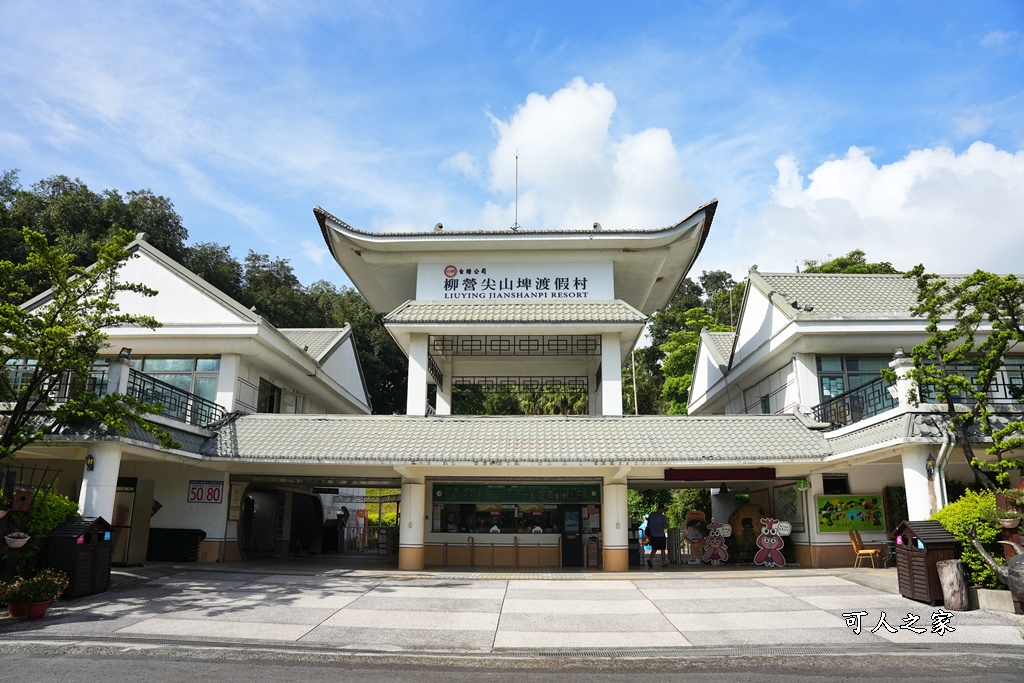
702, 520, 732, 565
683, 511, 707, 562
753, 518, 792, 568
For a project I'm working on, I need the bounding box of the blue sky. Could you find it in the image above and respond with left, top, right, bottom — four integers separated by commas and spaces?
2, 1, 1022, 289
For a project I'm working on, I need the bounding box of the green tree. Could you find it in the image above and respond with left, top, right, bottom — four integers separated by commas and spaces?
628, 489, 672, 524
307, 281, 407, 415
1, 229, 174, 460
242, 252, 326, 328
659, 308, 732, 414
622, 351, 664, 415
0, 171, 187, 294
802, 249, 899, 274
882, 267, 1024, 488
180, 242, 246, 303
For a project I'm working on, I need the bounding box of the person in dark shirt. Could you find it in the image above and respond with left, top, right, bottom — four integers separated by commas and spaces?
645, 505, 669, 568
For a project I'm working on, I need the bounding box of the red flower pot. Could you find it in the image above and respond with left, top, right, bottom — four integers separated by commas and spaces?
25, 600, 50, 620
7, 602, 27, 618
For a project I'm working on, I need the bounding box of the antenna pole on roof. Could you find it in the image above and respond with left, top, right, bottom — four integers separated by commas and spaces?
511, 151, 521, 231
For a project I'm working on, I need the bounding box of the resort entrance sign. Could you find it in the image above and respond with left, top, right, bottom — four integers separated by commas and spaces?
417, 261, 614, 301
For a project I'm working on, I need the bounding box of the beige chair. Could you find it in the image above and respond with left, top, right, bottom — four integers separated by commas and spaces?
849, 530, 880, 568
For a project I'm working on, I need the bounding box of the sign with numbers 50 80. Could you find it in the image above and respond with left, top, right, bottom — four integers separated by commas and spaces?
188, 480, 224, 504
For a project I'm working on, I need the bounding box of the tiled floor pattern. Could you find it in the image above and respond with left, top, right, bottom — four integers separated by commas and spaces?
6, 569, 1024, 652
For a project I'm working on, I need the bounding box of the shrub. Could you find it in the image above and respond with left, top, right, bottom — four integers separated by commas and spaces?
4, 569, 69, 603
931, 490, 1005, 589
1, 483, 80, 576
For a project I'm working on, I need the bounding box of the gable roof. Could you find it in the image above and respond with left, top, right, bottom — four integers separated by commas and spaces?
749, 270, 968, 320
279, 327, 354, 363
704, 331, 735, 364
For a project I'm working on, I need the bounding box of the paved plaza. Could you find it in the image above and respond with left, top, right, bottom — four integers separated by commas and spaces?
2, 558, 1023, 657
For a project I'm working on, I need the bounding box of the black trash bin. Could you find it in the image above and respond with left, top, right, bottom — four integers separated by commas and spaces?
46, 516, 114, 598
146, 528, 208, 562
891, 520, 958, 605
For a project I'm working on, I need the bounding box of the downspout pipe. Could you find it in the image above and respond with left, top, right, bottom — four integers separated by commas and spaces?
935, 429, 955, 509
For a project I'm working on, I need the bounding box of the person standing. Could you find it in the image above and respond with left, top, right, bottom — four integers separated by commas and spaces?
646, 505, 669, 568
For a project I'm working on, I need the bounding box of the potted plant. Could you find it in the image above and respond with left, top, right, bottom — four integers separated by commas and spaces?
14, 569, 69, 619
4, 531, 30, 548
985, 506, 1022, 529
0, 578, 28, 617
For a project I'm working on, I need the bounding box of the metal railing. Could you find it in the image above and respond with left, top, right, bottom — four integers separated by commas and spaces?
811, 375, 898, 430
6, 363, 227, 428
126, 368, 225, 427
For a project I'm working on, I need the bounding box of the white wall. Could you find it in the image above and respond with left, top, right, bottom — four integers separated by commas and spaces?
740, 362, 797, 415
116, 251, 248, 324
234, 359, 327, 415
117, 460, 230, 546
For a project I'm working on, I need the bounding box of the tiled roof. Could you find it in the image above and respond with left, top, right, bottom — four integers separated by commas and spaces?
385, 300, 647, 325
279, 328, 348, 362
200, 414, 832, 465
707, 332, 734, 361
755, 272, 968, 319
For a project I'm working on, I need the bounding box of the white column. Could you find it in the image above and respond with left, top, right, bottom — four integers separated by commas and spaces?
889, 354, 916, 408
601, 482, 629, 566
399, 481, 426, 570
600, 332, 622, 416
902, 445, 939, 519
216, 353, 241, 412
406, 334, 429, 416
78, 442, 122, 521
792, 353, 820, 413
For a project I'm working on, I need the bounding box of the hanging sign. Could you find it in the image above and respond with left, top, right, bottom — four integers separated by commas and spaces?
417, 262, 614, 300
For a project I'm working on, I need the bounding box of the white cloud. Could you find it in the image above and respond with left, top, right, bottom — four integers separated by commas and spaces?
734, 142, 1024, 275
301, 239, 327, 266
480, 78, 700, 231
440, 151, 481, 181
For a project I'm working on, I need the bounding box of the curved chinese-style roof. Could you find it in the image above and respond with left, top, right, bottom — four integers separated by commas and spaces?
315, 201, 716, 315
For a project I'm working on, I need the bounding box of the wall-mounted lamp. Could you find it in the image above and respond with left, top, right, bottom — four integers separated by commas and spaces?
117, 347, 133, 360
85, 453, 95, 471
795, 479, 810, 492
925, 453, 935, 479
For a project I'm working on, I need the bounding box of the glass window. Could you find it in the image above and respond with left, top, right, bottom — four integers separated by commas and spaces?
196, 358, 220, 372
817, 355, 890, 401
193, 375, 218, 402
143, 358, 196, 372
431, 503, 580, 534
111, 355, 221, 401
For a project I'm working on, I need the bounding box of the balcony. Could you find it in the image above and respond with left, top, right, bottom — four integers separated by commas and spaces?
3, 363, 225, 428
126, 368, 225, 427
811, 376, 898, 430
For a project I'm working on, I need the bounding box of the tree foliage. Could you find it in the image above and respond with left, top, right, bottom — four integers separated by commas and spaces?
1, 170, 408, 415
802, 249, 899, 274
0, 228, 174, 459
659, 307, 733, 414
0, 171, 188, 294
882, 266, 1024, 487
